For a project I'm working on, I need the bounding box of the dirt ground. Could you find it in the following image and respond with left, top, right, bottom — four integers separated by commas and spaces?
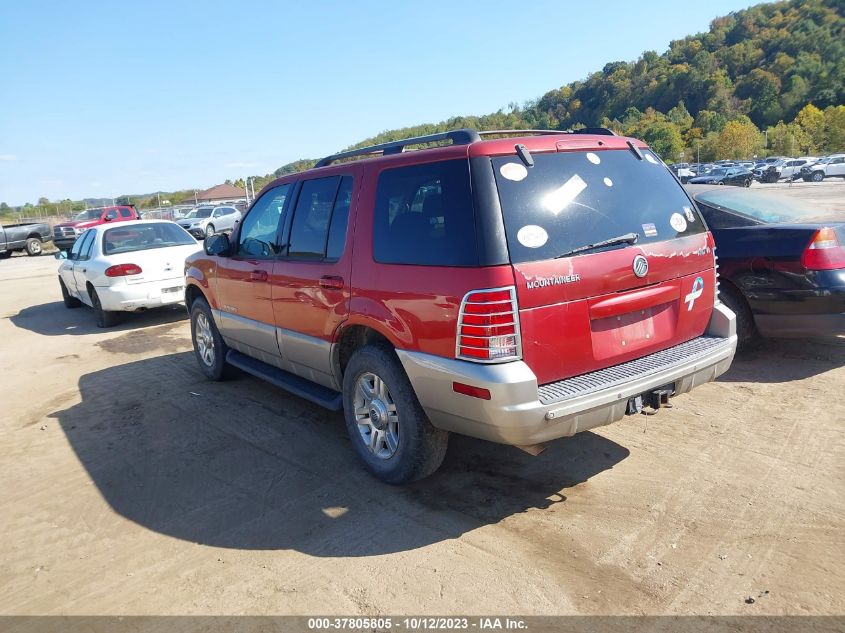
1, 182, 843, 617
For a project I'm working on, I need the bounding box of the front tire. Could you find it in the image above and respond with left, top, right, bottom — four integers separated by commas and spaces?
25, 237, 43, 256
59, 278, 81, 308
205, 224, 215, 237
190, 298, 230, 381
90, 288, 118, 328
811, 171, 824, 182
342, 345, 448, 484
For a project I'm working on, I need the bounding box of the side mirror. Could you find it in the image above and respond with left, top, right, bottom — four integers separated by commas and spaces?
54, 251, 67, 260
103, 216, 113, 222
204, 233, 231, 257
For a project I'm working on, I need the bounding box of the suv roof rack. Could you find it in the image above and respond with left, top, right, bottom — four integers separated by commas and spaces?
477, 127, 616, 138
315, 128, 481, 168
315, 126, 618, 168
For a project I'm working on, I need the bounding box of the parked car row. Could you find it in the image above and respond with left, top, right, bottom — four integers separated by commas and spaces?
53, 129, 843, 485
671, 154, 845, 186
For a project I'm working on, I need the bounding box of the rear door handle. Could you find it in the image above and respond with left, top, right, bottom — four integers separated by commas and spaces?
319, 275, 344, 290
250, 269, 268, 282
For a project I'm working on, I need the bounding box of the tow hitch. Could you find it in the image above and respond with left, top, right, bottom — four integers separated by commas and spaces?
626, 385, 675, 416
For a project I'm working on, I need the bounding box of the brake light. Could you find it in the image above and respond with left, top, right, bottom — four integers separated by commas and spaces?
801, 228, 845, 270
456, 287, 521, 362
105, 263, 143, 277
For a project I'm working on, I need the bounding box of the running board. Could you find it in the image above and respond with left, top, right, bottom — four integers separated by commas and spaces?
225, 350, 343, 411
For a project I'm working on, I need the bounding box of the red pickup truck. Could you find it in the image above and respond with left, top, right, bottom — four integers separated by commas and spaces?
185, 128, 737, 483
53, 205, 140, 251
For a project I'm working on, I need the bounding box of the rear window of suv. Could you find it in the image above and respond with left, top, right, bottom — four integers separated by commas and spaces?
373, 159, 478, 266
492, 149, 705, 263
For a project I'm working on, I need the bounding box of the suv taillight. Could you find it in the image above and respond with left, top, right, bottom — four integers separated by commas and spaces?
801, 228, 845, 271
105, 263, 143, 277
456, 287, 521, 362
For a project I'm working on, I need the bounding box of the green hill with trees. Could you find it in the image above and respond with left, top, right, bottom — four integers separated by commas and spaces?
3, 0, 842, 216
248, 0, 842, 192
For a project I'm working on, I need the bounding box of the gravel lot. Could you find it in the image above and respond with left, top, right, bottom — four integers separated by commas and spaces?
1, 180, 843, 616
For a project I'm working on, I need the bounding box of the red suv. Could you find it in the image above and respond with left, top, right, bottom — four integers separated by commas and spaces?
185, 129, 737, 483
53, 205, 140, 251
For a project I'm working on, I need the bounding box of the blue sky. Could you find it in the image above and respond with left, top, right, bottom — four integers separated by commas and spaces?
0, 0, 755, 205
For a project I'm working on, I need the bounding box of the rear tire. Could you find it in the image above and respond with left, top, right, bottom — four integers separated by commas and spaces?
25, 237, 43, 256
719, 284, 756, 348
342, 344, 448, 484
190, 297, 231, 381
90, 288, 118, 328
59, 278, 81, 308
0, 250, 12, 259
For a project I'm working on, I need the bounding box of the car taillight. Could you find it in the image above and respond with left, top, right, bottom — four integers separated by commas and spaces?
105, 263, 143, 277
456, 286, 521, 362
801, 228, 845, 271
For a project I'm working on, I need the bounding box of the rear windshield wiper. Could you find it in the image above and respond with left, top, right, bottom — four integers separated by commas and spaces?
555, 232, 639, 259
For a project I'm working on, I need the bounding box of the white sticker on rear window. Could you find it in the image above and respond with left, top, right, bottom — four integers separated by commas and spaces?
586, 152, 601, 165
542, 174, 587, 215
645, 153, 658, 164
670, 212, 688, 232
500, 162, 528, 182
643, 223, 658, 237
517, 225, 548, 248
683, 206, 695, 222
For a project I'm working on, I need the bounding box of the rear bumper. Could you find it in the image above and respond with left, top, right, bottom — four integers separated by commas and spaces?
397, 303, 737, 446
751, 282, 845, 337
755, 313, 845, 337
54, 237, 78, 250
95, 281, 187, 312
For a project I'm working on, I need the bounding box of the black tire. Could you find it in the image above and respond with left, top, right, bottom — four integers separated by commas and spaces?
205, 224, 215, 237
342, 344, 448, 484
744, 178, 751, 187
90, 288, 118, 328
719, 283, 756, 348
59, 278, 81, 308
190, 297, 231, 381
811, 171, 824, 182
0, 250, 12, 259
25, 237, 43, 256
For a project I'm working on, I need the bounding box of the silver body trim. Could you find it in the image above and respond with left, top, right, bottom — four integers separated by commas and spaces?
397, 305, 737, 446
211, 309, 338, 391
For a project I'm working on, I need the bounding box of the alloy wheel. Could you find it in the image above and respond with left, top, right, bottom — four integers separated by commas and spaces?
353, 371, 399, 459
195, 313, 215, 367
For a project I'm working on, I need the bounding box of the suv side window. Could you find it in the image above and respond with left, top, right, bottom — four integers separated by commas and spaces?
326, 176, 353, 260
119, 207, 133, 218
237, 184, 291, 258
373, 159, 477, 266
288, 177, 341, 260
104, 208, 119, 221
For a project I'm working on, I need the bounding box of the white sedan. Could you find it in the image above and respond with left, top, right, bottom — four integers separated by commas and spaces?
57, 220, 202, 327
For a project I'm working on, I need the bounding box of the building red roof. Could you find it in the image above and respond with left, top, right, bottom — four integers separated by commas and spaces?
182, 183, 246, 203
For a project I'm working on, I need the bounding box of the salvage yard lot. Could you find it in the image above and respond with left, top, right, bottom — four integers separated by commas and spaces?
1, 182, 843, 616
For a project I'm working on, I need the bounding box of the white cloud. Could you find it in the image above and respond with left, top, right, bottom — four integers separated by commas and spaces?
0, 154, 18, 161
